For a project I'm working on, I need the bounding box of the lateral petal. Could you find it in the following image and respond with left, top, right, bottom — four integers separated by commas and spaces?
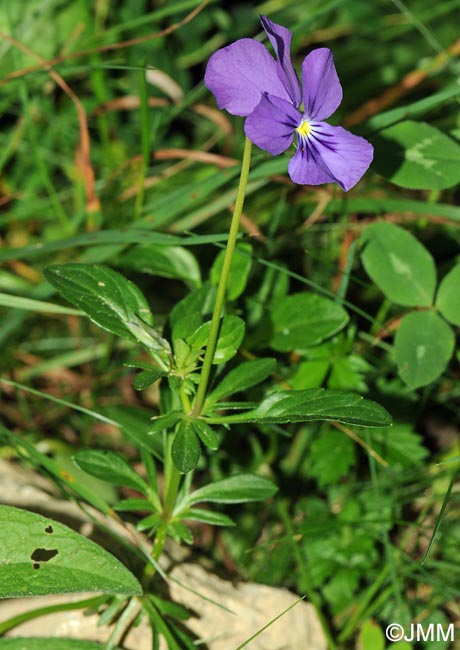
260, 15, 301, 108
244, 93, 300, 155
204, 38, 292, 117
310, 123, 374, 190
302, 49, 343, 121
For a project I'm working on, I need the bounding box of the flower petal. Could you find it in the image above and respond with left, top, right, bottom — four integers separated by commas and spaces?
288, 138, 336, 186
245, 93, 300, 155
204, 38, 292, 117
260, 15, 301, 108
309, 123, 374, 190
302, 48, 343, 121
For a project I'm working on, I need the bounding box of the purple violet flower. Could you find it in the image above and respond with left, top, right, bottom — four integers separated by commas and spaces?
205, 15, 373, 191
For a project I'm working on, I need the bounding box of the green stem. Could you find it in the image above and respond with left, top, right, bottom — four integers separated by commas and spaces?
192, 137, 252, 417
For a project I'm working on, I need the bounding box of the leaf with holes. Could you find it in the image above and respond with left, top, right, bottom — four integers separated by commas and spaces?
0, 505, 141, 598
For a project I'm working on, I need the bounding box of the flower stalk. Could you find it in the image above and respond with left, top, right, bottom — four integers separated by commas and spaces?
192, 137, 253, 417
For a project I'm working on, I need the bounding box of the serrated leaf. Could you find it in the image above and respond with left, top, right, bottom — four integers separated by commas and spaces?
270, 293, 349, 352
190, 315, 245, 364
210, 243, 252, 300
43, 264, 153, 342
372, 120, 460, 190
221, 389, 391, 427
436, 264, 460, 326
205, 358, 276, 405
185, 474, 278, 506
395, 311, 455, 388
0, 505, 141, 597
171, 420, 200, 473
73, 450, 149, 495
119, 244, 201, 287
361, 222, 436, 307
180, 508, 235, 527
192, 419, 219, 450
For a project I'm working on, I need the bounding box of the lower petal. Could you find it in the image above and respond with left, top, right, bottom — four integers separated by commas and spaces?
310, 123, 374, 191
288, 143, 336, 185
244, 93, 300, 155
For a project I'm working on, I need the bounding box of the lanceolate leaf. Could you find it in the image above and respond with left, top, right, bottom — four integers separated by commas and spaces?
0, 506, 142, 598
172, 420, 200, 474
44, 264, 153, 343
183, 474, 278, 507
205, 358, 276, 405
213, 390, 391, 427
73, 450, 149, 495
361, 222, 436, 307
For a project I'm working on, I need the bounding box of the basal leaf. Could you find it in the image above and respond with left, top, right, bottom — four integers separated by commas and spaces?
73, 450, 149, 495
0, 505, 141, 597
436, 263, 460, 326
361, 222, 436, 307
372, 120, 460, 190
270, 293, 349, 352
394, 311, 455, 388
0, 641, 113, 650
44, 264, 153, 343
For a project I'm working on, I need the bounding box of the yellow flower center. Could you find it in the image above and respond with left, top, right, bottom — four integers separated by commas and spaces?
296, 120, 311, 137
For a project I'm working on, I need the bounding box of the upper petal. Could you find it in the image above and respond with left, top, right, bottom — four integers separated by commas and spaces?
260, 15, 301, 108
204, 38, 292, 117
244, 93, 300, 155
302, 49, 343, 121
309, 123, 374, 190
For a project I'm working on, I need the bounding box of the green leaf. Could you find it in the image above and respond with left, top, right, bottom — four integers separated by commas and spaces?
172, 420, 200, 474
270, 293, 349, 352
210, 243, 252, 300
149, 411, 182, 435
394, 311, 455, 388
357, 620, 385, 650
361, 222, 436, 307
43, 264, 153, 343
180, 508, 235, 527
73, 450, 149, 495
133, 368, 166, 390
308, 427, 355, 488
436, 264, 460, 326
0, 505, 142, 597
119, 244, 201, 288
192, 419, 219, 450
185, 474, 278, 506
220, 389, 391, 427
0, 641, 113, 650
205, 358, 276, 405
190, 315, 245, 364
372, 120, 460, 189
